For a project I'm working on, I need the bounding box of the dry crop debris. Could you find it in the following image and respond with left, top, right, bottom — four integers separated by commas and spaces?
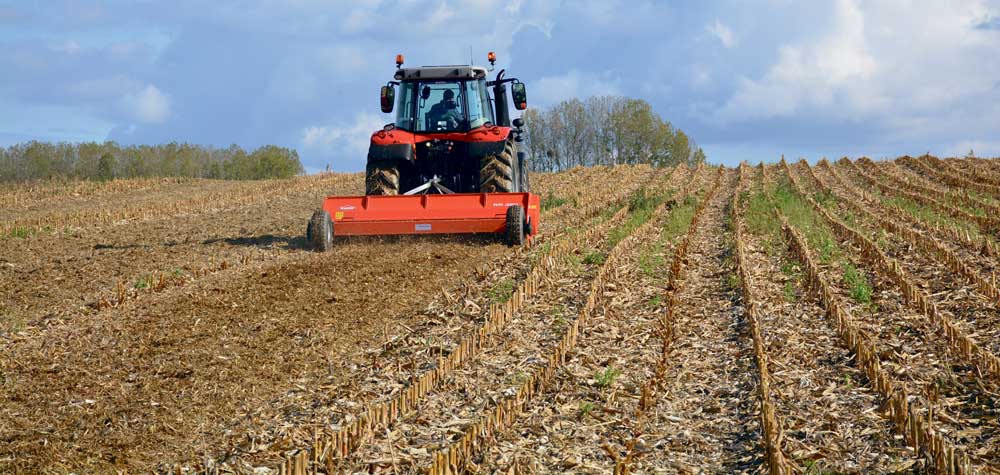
2, 157, 1000, 474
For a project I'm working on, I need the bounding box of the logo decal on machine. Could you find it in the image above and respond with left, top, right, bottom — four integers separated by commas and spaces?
415, 224, 432, 231
339, 205, 355, 210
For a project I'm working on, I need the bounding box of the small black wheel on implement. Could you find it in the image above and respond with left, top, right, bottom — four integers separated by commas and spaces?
307, 209, 334, 252
505, 205, 525, 246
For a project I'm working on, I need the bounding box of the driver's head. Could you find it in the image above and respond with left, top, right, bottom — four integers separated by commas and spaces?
443, 89, 455, 101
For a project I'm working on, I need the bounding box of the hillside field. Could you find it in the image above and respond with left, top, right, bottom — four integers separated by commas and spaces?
2, 156, 1000, 474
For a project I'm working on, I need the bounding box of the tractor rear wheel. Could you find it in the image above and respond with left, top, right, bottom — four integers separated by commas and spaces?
505, 204, 525, 246
480, 140, 516, 193
366, 160, 400, 195
308, 209, 334, 252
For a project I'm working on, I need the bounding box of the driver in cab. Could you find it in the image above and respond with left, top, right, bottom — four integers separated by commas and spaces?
428, 89, 462, 129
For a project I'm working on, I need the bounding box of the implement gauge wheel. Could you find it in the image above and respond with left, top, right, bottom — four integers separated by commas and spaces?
505, 205, 525, 246
308, 209, 334, 252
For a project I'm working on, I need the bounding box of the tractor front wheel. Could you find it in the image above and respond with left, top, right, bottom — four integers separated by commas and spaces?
366, 160, 400, 195
308, 209, 334, 252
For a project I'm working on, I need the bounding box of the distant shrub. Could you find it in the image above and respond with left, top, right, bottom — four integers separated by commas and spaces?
0, 141, 304, 183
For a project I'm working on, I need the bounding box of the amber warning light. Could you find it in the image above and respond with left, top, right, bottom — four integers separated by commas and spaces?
395, 54, 404, 68
487, 51, 496, 66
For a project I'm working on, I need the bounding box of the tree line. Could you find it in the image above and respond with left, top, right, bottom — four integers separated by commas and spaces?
520, 96, 706, 171
0, 141, 304, 183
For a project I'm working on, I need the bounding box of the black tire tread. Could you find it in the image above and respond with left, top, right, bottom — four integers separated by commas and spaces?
505, 205, 524, 246
480, 140, 516, 193
309, 209, 334, 252
366, 160, 400, 195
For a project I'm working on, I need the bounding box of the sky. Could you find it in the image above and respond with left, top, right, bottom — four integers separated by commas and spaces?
2, 0, 999, 171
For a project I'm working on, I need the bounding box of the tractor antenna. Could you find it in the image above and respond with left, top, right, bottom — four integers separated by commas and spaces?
469, 46, 474, 66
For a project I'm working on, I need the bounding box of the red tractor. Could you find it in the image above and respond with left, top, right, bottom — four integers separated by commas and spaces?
307, 52, 540, 250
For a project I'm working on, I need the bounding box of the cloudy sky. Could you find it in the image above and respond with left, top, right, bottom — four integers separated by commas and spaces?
2, 0, 999, 171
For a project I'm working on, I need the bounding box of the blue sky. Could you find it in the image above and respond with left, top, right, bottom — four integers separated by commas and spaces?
2, 0, 999, 171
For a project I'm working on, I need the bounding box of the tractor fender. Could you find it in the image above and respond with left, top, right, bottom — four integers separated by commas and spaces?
367, 143, 414, 163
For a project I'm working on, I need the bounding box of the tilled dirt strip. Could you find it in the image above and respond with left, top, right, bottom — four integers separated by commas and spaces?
0, 238, 512, 473
801, 163, 1000, 355
0, 176, 194, 211
0, 174, 360, 230
739, 166, 921, 473
0, 174, 360, 337
774, 165, 1000, 470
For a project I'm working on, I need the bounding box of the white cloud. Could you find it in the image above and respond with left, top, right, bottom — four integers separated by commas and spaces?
717, 0, 878, 122
707, 20, 736, 48
532, 69, 621, 107
301, 112, 387, 170
120, 84, 171, 124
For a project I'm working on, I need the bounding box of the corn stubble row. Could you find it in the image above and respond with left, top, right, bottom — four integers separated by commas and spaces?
783, 159, 1000, 381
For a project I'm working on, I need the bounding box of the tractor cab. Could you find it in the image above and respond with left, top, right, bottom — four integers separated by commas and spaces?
388, 66, 494, 134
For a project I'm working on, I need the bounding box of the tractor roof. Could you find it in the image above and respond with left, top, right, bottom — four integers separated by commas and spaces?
394, 66, 488, 81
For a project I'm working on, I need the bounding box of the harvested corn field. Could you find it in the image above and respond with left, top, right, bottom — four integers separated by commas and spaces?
2, 156, 1000, 474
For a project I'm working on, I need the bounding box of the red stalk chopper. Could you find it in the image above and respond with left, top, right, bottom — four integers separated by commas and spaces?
306, 52, 540, 250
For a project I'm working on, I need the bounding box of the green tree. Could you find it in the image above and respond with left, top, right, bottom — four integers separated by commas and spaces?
97, 153, 116, 181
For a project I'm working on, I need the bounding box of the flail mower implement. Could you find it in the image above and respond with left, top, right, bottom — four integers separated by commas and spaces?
307, 51, 540, 250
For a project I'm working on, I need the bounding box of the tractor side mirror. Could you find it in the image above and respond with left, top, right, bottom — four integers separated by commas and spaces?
421, 85, 432, 100
511, 82, 527, 110
380, 85, 395, 113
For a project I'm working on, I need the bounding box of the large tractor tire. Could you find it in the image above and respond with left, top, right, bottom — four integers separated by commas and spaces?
480, 140, 517, 193
505, 204, 525, 246
366, 160, 400, 195
307, 209, 334, 252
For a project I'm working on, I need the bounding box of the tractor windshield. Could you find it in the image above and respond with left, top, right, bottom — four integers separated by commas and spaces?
395, 79, 494, 133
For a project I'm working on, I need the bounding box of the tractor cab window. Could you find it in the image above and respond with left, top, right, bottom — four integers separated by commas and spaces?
465, 79, 493, 129
394, 79, 494, 133
419, 83, 464, 132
